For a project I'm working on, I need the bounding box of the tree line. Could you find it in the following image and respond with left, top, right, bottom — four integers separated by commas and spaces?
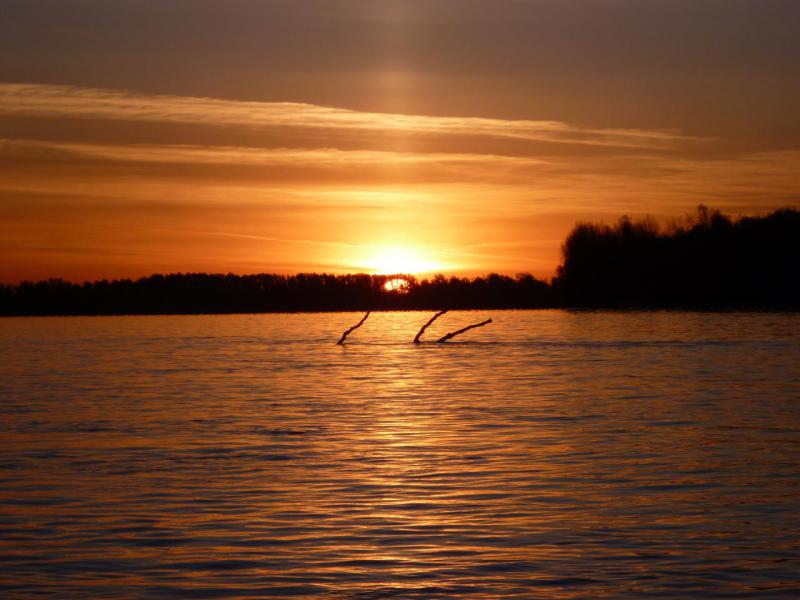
1, 207, 797, 315
553, 206, 799, 308
0, 272, 553, 315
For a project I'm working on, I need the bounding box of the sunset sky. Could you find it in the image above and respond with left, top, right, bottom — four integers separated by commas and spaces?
2, 0, 799, 282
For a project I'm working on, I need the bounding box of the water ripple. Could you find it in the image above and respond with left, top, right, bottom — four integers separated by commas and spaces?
0, 311, 799, 598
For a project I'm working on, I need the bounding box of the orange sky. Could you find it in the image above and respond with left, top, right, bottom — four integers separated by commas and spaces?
1, 1, 799, 282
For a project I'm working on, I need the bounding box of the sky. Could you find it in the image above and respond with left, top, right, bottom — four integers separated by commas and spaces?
2, 0, 799, 282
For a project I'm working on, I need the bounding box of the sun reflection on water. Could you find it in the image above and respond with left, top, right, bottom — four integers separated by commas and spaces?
1, 312, 799, 596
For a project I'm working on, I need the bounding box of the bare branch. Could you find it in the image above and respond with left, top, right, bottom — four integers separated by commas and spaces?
337, 311, 370, 345
436, 318, 493, 343
413, 310, 449, 343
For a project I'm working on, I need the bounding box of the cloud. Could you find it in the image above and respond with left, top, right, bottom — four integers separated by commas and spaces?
0, 138, 542, 169
0, 82, 699, 150
3, 138, 798, 211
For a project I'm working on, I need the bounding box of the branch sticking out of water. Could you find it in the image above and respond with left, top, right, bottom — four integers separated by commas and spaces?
337, 311, 370, 345
413, 310, 449, 344
436, 319, 493, 343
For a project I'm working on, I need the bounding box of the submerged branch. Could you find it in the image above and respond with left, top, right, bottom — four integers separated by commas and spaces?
413, 310, 449, 344
436, 318, 493, 343
337, 311, 370, 345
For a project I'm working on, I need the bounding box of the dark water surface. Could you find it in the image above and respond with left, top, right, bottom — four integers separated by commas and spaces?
1, 311, 799, 598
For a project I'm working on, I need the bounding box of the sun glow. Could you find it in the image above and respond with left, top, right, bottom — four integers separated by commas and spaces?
363, 247, 442, 275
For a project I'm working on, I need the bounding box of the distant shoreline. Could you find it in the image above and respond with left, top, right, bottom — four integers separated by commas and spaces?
3, 207, 797, 316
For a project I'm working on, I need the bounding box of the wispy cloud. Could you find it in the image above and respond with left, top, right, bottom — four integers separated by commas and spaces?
0, 82, 699, 150
0, 138, 543, 169
3, 138, 798, 206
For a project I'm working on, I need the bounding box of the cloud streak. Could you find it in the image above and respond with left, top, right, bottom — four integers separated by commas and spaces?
0, 138, 543, 169
0, 82, 699, 150
3, 138, 798, 206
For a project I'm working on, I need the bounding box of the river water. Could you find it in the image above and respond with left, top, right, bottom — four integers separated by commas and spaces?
1, 311, 799, 598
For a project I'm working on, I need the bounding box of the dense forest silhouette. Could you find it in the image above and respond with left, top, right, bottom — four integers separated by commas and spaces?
554, 206, 799, 308
1, 207, 797, 315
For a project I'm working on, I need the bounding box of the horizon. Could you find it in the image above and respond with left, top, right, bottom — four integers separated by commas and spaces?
5, 206, 797, 315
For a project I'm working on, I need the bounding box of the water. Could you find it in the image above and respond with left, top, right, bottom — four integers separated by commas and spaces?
1, 310, 799, 598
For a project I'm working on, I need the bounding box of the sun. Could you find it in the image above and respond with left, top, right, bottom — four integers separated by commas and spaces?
383, 277, 411, 292
364, 247, 440, 275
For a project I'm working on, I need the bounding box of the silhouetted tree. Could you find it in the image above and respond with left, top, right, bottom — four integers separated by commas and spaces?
0, 271, 552, 315
554, 206, 799, 308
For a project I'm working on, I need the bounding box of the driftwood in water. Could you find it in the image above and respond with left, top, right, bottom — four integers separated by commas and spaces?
337, 311, 370, 345
413, 310, 449, 343
436, 318, 493, 343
